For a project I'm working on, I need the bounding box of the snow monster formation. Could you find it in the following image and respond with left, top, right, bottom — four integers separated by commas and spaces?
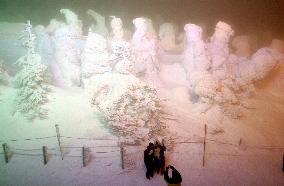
91, 74, 166, 144
60, 9, 83, 36
229, 39, 284, 94
157, 22, 188, 88
183, 24, 211, 77
208, 21, 234, 82
206, 21, 240, 115
14, 21, 49, 120
81, 29, 112, 88
182, 23, 221, 112
132, 17, 160, 87
109, 16, 134, 75
158, 23, 180, 52
231, 35, 252, 58
183, 21, 284, 117
52, 9, 82, 87
87, 9, 109, 36
34, 25, 53, 66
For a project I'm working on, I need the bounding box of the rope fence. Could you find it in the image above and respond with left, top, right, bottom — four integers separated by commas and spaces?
0, 136, 117, 143
0, 136, 56, 143
0, 124, 283, 169
177, 138, 284, 150
0, 124, 124, 168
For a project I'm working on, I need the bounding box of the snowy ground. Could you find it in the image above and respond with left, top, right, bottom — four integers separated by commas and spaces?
0, 84, 283, 186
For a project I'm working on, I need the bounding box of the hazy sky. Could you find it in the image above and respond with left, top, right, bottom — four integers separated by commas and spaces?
0, 0, 283, 36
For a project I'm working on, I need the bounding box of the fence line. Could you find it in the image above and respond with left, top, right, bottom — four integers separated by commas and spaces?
1, 124, 284, 170
12, 152, 43, 157
2, 135, 282, 151
61, 136, 117, 141
9, 148, 121, 155
0, 124, 123, 168
2, 139, 283, 154
10, 148, 43, 151
177, 141, 202, 144
1, 140, 283, 159
0, 135, 117, 143
0, 136, 57, 143
206, 138, 239, 147
176, 139, 284, 150
10, 151, 121, 158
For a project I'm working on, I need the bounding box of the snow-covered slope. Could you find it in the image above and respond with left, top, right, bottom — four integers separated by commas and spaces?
0, 84, 283, 186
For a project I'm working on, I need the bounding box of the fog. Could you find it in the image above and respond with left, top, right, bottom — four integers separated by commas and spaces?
1, 0, 284, 37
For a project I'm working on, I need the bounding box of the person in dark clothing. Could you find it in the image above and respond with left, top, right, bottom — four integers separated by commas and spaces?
154, 140, 167, 175
153, 141, 161, 174
144, 143, 155, 179
164, 165, 182, 186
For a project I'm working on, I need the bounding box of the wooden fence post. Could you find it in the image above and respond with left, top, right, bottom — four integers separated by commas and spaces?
202, 124, 207, 167
55, 124, 64, 160
2, 143, 9, 163
82, 146, 87, 167
282, 154, 284, 173
120, 143, 124, 169
42, 146, 48, 165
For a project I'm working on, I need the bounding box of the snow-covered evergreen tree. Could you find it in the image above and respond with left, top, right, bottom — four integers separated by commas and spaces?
14, 20, 49, 120
91, 74, 167, 144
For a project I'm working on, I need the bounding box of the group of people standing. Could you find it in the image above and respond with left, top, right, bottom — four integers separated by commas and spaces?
144, 140, 182, 185
144, 140, 166, 179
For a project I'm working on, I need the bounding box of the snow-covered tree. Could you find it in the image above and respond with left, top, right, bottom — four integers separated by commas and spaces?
91, 74, 166, 144
14, 20, 50, 120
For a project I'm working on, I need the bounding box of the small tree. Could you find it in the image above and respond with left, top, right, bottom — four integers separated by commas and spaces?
14, 20, 50, 120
